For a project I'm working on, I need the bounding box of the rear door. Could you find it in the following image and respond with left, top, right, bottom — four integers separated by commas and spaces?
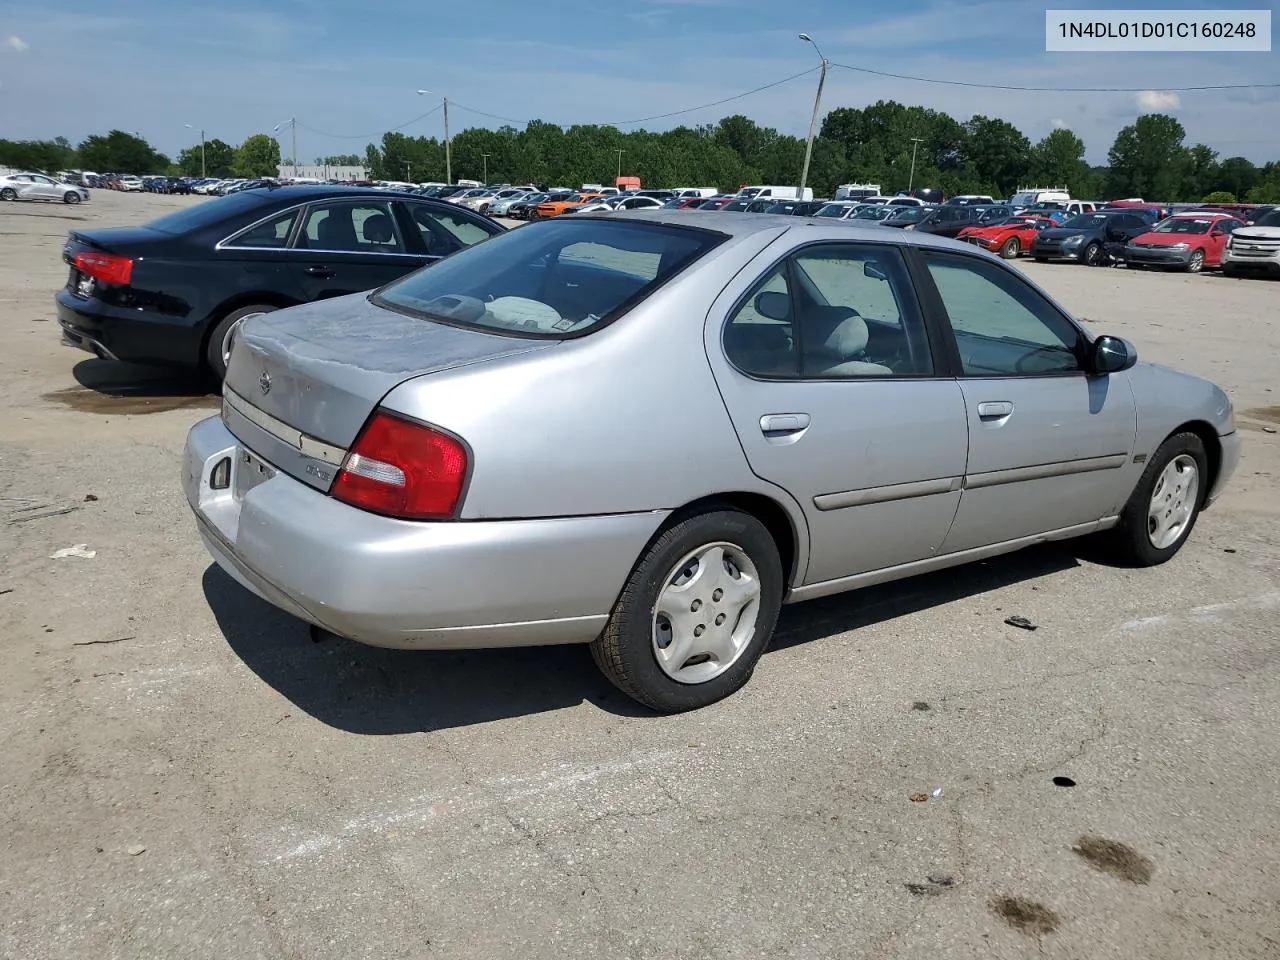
916, 249, 1137, 553
291, 199, 424, 300
399, 201, 501, 262
706, 239, 969, 588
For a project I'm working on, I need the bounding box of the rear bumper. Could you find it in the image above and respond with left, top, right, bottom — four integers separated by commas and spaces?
184, 415, 666, 650
55, 288, 203, 367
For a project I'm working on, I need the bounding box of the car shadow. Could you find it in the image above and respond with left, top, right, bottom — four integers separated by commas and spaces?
204, 544, 1080, 734
42, 359, 220, 415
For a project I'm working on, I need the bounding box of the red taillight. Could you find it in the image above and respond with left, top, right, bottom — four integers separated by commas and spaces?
330, 411, 468, 520
73, 251, 133, 286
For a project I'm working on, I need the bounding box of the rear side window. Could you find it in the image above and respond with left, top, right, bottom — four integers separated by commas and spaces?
374, 218, 724, 337
224, 209, 299, 249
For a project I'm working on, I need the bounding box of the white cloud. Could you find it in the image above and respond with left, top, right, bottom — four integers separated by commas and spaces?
5, 35, 29, 52
1134, 90, 1180, 112
1051, 118, 1068, 129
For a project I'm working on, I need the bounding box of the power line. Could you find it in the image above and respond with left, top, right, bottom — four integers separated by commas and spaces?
447, 101, 528, 126
829, 61, 1280, 93
294, 103, 441, 140
591, 66, 820, 126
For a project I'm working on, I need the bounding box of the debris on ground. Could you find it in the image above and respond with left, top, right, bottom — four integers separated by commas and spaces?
1052, 776, 1076, 787
0, 588, 12, 597
1004, 615, 1038, 631
1072, 834, 1153, 884
83, 494, 99, 502
905, 874, 955, 896
126, 844, 147, 857
7, 505, 79, 524
911, 701, 932, 711
72, 636, 134, 647
909, 793, 929, 803
50, 544, 95, 559
990, 895, 1061, 936
1223, 548, 1237, 553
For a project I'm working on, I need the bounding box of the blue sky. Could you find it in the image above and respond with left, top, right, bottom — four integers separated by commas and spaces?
2, 0, 1277, 166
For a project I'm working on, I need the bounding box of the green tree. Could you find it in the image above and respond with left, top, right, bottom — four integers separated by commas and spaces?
1181, 144, 1219, 201
177, 138, 234, 177
76, 130, 168, 174
1212, 156, 1259, 201
233, 134, 281, 177
1202, 190, 1237, 203
0, 138, 77, 172
1030, 128, 1091, 195
316, 154, 361, 166
961, 115, 1031, 197
1105, 114, 1187, 201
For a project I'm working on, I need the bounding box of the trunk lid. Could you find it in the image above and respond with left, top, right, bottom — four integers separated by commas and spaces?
63, 226, 172, 257
224, 292, 552, 453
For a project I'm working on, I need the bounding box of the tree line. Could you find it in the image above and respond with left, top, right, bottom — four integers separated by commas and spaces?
3, 102, 1277, 203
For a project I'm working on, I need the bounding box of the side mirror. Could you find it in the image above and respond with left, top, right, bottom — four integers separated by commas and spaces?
754, 290, 790, 321
1091, 335, 1138, 375
863, 261, 888, 281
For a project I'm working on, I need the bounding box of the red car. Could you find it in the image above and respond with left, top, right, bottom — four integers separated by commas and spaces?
1123, 212, 1246, 272
956, 216, 1056, 259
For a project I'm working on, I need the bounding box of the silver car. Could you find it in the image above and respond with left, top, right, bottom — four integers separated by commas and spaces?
184, 212, 1240, 712
0, 172, 89, 204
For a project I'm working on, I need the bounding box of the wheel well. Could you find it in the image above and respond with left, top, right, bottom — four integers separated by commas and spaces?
1172, 420, 1222, 502
199, 293, 299, 362
668, 492, 800, 584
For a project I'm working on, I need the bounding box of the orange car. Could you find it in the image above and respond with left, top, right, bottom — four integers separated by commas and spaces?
956, 215, 1056, 259
535, 192, 603, 219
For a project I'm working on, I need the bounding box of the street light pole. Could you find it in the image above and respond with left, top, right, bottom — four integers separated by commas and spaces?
272, 118, 298, 178
184, 124, 206, 177
907, 137, 924, 193
482, 153, 490, 185
797, 33, 828, 198
617, 149, 624, 179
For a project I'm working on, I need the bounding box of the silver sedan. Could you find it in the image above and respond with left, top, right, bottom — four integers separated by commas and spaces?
184, 211, 1240, 712
0, 173, 89, 204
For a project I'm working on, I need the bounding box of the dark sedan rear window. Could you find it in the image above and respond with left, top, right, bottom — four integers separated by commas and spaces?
144, 189, 280, 234
374, 218, 725, 338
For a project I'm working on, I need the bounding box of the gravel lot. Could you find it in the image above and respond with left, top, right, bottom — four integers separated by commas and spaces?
2, 192, 1279, 960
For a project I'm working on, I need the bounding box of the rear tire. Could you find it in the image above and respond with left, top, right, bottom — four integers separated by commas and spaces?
0, 188, 16, 201
206, 303, 278, 382
1100, 432, 1207, 567
591, 509, 783, 713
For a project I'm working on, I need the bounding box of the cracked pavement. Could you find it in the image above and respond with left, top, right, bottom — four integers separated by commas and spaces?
2, 193, 1279, 959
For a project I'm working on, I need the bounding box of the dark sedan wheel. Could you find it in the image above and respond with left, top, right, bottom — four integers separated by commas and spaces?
1186, 249, 1205, 273
1081, 241, 1103, 266
1103, 432, 1207, 567
591, 509, 783, 713
207, 304, 278, 382
1000, 237, 1020, 259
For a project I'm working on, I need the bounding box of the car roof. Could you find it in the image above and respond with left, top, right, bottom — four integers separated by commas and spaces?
585, 209, 995, 252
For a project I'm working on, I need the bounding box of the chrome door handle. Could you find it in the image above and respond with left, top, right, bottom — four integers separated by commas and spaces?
760, 413, 810, 435
304, 265, 334, 278
977, 401, 1014, 420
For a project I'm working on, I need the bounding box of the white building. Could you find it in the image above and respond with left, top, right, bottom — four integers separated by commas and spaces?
276, 164, 366, 181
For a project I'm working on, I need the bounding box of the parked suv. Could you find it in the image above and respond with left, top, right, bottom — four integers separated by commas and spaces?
1222, 207, 1280, 278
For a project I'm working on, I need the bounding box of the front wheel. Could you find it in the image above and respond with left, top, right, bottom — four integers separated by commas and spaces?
1081, 242, 1102, 266
591, 509, 783, 713
1000, 237, 1020, 259
206, 303, 278, 382
1186, 249, 1205, 273
64, 191, 80, 204
1103, 432, 1207, 567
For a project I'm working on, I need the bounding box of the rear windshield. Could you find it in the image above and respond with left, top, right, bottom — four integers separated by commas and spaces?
1256, 210, 1280, 227
144, 189, 275, 234
373, 218, 724, 338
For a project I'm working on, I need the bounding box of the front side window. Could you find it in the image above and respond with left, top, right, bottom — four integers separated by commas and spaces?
922, 251, 1083, 377
298, 201, 404, 253
374, 218, 722, 337
724, 244, 934, 379
407, 204, 494, 256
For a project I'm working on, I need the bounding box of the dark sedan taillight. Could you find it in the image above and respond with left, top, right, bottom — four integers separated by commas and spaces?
73, 251, 133, 286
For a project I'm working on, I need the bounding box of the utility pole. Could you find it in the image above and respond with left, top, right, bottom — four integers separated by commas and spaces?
184, 124, 206, 177
617, 149, 624, 179
444, 98, 452, 184
272, 118, 298, 178
797, 34, 828, 197
907, 137, 924, 193
482, 153, 490, 185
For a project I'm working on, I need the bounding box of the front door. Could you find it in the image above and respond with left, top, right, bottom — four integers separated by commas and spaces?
292, 199, 425, 300
916, 249, 1137, 553
706, 240, 969, 587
